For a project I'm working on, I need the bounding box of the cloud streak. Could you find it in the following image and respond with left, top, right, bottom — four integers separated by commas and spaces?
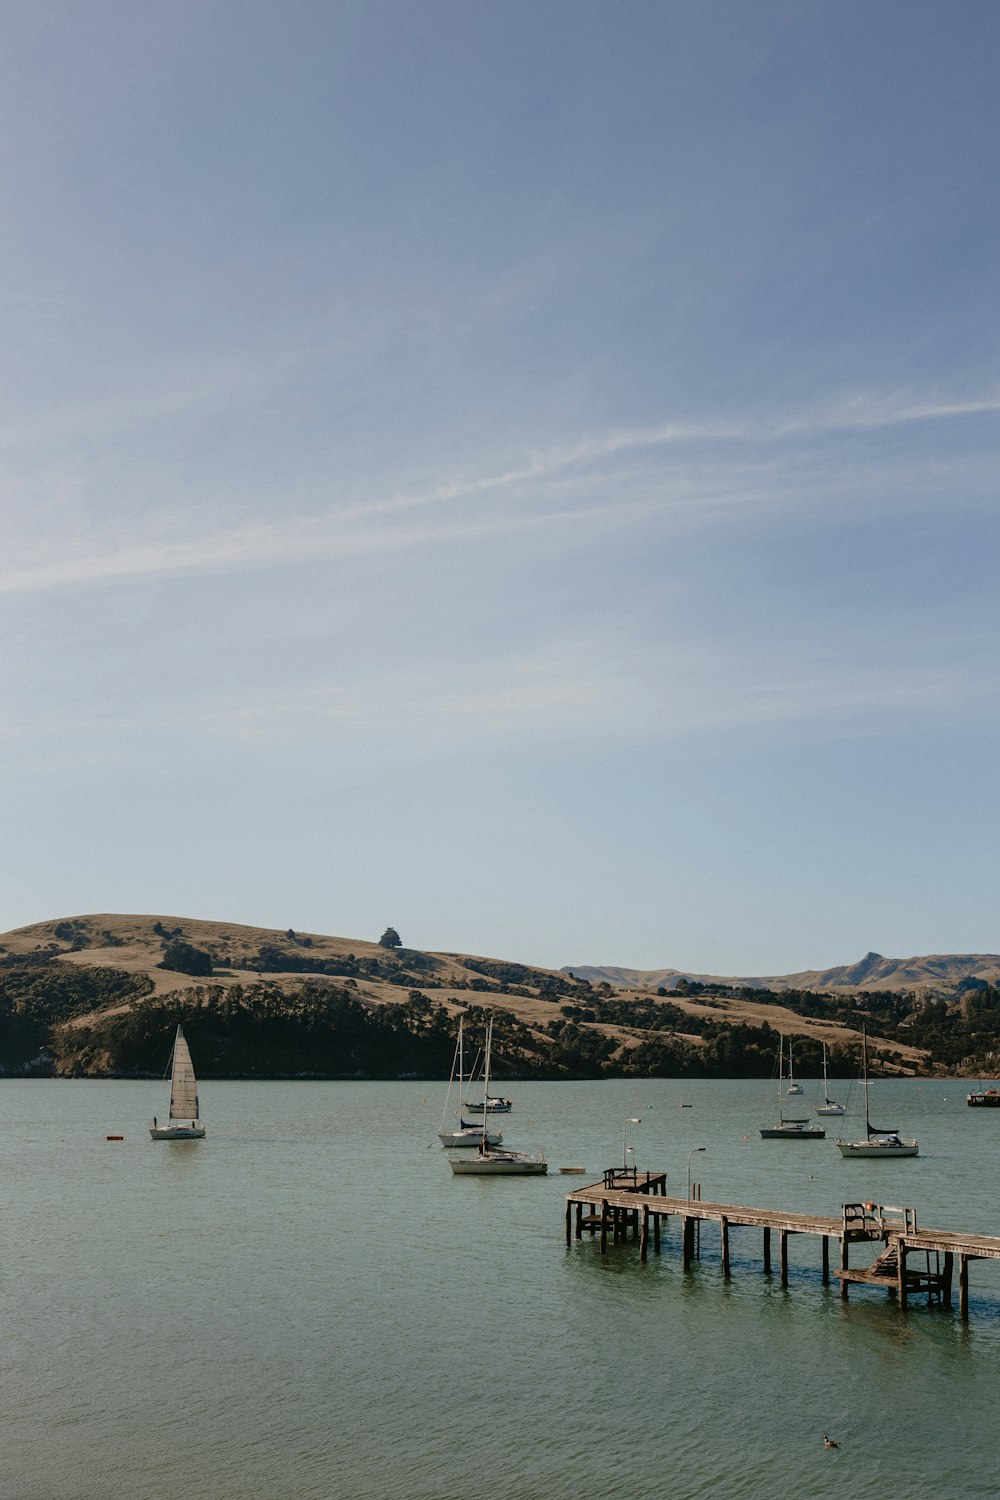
0, 387, 995, 597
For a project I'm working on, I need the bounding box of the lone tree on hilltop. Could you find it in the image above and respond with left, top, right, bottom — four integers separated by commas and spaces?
379, 926, 402, 949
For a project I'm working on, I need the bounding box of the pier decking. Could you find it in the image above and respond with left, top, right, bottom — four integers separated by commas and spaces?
564, 1168, 1000, 1320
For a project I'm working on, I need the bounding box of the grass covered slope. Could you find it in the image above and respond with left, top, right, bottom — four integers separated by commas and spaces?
3, 912, 998, 1079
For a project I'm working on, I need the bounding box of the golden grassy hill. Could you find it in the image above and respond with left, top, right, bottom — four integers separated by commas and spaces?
0, 912, 929, 1066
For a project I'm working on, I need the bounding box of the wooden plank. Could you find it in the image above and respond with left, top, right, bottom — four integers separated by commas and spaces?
564, 1184, 1000, 1261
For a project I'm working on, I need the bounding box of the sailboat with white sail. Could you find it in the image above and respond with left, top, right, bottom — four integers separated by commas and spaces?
150, 1025, 206, 1140
815, 1041, 846, 1116
449, 1016, 546, 1175
760, 1035, 825, 1139
836, 1028, 918, 1157
438, 1016, 503, 1148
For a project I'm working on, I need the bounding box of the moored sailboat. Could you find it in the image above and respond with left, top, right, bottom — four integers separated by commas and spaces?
150, 1025, 206, 1140
836, 1028, 918, 1158
815, 1041, 846, 1116
449, 1017, 546, 1175
438, 1016, 503, 1147
760, 1035, 825, 1139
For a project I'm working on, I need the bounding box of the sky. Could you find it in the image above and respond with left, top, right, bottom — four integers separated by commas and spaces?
1, 0, 998, 976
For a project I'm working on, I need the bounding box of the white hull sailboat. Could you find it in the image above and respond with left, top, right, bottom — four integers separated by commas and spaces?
449, 1017, 546, 1175
150, 1025, 206, 1140
836, 1028, 917, 1158
450, 1149, 546, 1175
760, 1035, 825, 1139
785, 1040, 803, 1095
837, 1134, 918, 1159
438, 1017, 502, 1148
815, 1041, 846, 1116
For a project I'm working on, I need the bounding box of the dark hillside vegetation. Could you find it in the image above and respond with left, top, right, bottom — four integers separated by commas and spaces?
0, 962, 153, 1072
3, 944, 1000, 1079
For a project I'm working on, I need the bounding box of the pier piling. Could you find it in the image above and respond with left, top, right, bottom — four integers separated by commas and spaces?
563, 1176, 999, 1323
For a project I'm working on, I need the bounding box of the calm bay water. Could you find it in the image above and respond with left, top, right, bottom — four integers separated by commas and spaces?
3, 1076, 999, 1500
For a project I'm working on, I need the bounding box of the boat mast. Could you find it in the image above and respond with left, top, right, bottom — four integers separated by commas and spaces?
439, 1017, 461, 1131
480, 1015, 492, 1149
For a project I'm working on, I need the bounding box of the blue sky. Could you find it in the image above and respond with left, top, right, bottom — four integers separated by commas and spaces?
2, 0, 998, 974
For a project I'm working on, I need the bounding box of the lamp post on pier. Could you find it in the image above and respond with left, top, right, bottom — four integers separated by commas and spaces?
687, 1146, 706, 1200
623, 1118, 640, 1171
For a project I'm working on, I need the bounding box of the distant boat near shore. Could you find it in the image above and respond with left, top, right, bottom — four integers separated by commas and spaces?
967, 1086, 1000, 1107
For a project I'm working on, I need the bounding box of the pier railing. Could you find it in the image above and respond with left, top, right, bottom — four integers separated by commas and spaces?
843, 1202, 918, 1238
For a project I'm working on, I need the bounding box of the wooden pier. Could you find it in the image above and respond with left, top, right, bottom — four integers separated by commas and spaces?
564, 1168, 1000, 1320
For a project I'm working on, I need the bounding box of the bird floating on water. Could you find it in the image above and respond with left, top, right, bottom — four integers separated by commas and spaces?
823, 1436, 840, 1449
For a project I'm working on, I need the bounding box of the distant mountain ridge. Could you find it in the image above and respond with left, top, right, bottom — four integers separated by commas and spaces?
562, 951, 1000, 993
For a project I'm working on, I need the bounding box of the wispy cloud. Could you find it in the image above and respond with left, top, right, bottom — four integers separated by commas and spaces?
775, 392, 1000, 435
0, 386, 995, 597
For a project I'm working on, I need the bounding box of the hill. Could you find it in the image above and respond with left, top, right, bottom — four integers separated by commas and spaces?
2, 913, 997, 1079
564, 950, 1000, 993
